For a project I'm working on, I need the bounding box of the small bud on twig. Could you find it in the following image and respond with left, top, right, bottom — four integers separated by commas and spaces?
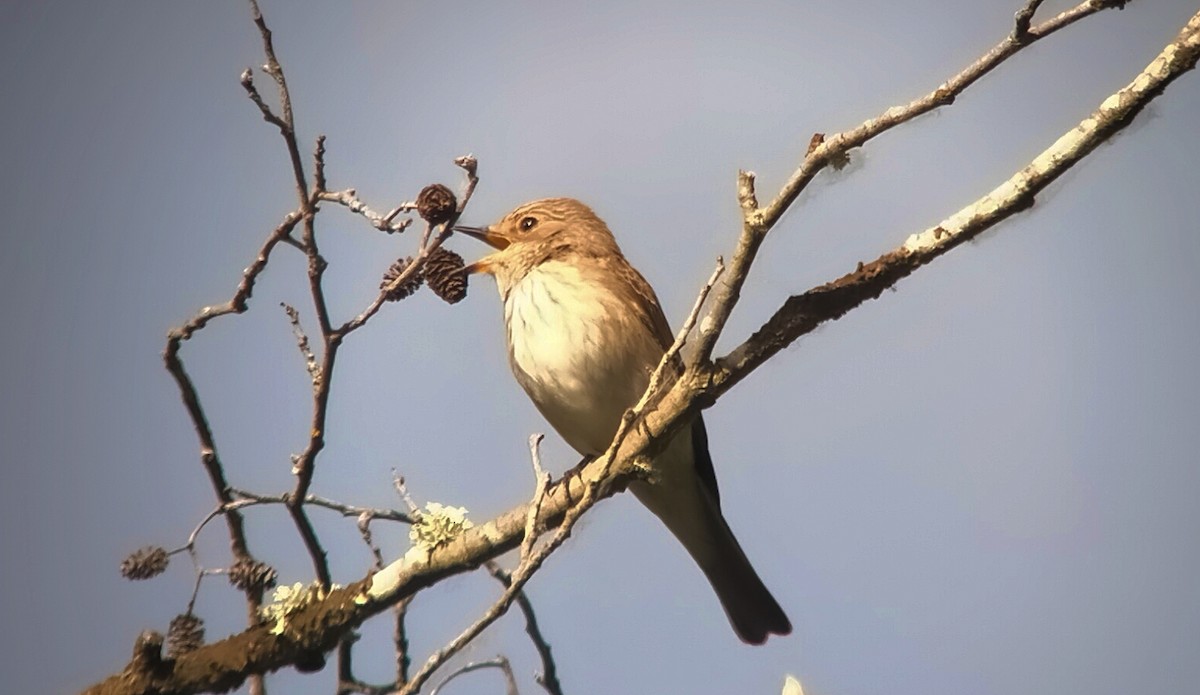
454, 154, 478, 177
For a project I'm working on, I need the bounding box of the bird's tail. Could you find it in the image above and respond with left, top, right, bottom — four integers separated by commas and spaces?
693, 503, 792, 645
631, 470, 791, 645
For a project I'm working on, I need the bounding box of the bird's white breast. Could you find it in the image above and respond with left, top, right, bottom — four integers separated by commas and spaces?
502, 260, 656, 454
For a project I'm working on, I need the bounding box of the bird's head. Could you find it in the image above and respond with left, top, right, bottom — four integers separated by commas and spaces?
454, 197, 619, 279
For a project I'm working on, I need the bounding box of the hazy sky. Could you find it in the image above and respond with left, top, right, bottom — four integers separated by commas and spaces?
2, 2, 1198, 694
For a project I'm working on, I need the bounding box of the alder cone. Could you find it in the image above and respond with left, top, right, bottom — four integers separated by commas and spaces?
381, 256, 424, 301
121, 546, 169, 580
167, 613, 205, 657
416, 184, 457, 225
424, 247, 468, 304
228, 558, 277, 592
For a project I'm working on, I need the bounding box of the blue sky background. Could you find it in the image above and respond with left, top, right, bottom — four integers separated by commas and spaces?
2, 2, 1198, 694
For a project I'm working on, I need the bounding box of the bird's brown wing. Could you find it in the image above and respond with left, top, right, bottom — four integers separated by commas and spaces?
605, 256, 722, 504
605, 256, 675, 351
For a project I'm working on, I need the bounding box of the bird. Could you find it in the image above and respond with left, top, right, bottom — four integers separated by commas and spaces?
455, 197, 790, 644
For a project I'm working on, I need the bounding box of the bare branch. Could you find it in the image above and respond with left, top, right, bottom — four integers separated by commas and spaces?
520, 434, 551, 559
453, 154, 480, 213
237, 5, 342, 596
171, 212, 302, 341
711, 7, 1200, 397
360, 513, 392, 564
691, 0, 1129, 365
160, 210, 302, 634
429, 656, 517, 695
394, 597, 413, 687
316, 189, 415, 234
1012, 0, 1045, 41
649, 257, 723, 405
736, 169, 758, 216
246, 0, 308, 205
487, 562, 564, 695
239, 68, 286, 130
391, 472, 422, 516
282, 303, 321, 387
228, 487, 413, 525
313, 135, 327, 194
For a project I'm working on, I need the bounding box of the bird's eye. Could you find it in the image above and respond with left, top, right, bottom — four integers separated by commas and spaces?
519, 216, 538, 232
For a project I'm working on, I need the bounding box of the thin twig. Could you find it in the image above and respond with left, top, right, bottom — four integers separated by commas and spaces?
239, 69, 286, 130
282, 303, 321, 387
313, 135, 328, 194
453, 154, 479, 213
317, 189, 415, 234
1012, 0, 1046, 40
690, 0, 1129, 366
161, 210, 302, 637
171, 212, 302, 341
246, 0, 308, 204
242, 4, 344, 601
394, 597, 413, 687
384, 203, 414, 226
229, 487, 413, 524
356, 513, 386, 570
241, 0, 337, 611
711, 6, 1200, 396
487, 562, 563, 695
520, 434, 551, 559
429, 657, 518, 695
645, 257, 724, 408
391, 472, 421, 516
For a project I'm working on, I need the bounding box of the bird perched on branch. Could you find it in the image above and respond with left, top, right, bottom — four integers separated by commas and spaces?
456, 197, 790, 644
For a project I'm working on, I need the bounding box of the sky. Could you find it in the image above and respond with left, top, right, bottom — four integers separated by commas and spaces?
2, 1, 1198, 694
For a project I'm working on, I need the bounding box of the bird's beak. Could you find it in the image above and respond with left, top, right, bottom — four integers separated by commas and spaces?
452, 225, 510, 250
452, 225, 508, 275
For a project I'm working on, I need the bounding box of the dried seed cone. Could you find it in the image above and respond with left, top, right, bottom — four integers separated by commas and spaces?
229, 559, 278, 592
416, 184, 457, 225
121, 546, 170, 580
423, 247, 468, 304
381, 256, 424, 301
167, 613, 205, 657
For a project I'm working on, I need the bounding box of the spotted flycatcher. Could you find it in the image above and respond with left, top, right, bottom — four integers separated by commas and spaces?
456, 198, 790, 644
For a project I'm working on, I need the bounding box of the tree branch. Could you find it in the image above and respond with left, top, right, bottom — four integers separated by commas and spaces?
692, 0, 1129, 365
487, 562, 564, 695
710, 7, 1200, 397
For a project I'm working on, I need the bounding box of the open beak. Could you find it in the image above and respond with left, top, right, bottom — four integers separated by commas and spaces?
452, 225, 508, 275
